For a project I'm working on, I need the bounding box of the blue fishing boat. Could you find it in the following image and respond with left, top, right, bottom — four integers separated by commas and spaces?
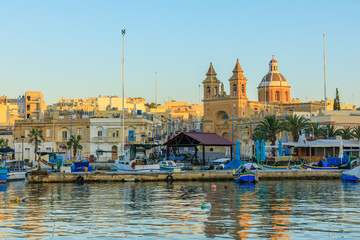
303, 160, 338, 170
0, 167, 7, 184
233, 168, 255, 182
342, 166, 360, 182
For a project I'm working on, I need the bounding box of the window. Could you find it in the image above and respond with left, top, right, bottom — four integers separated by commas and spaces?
275, 91, 280, 101
128, 130, 134, 141
77, 128, 82, 136
25, 129, 29, 137
113, 130, 119, 138
27, 96, 30, 101
97, 130, 102, 137
46, 147, 51, 152
46, 129, 51, 137
206, 87, 210, 93
241, 84, 245, 94
233, 84, 237, 92
27, 105, 30, 111
214, 87, 218, 96
62, 131, 68, 141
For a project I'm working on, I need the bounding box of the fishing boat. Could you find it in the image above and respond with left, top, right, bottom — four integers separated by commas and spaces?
72, 160, 96, 172
6, 160, 37, 181
159, 161, 184, 172
0, 167, 7, 184
342, 166, 360, 182
258, 163, 296, 170
233, 167, 255, 182
302, 160, 338, 170
115, 145, 160, 172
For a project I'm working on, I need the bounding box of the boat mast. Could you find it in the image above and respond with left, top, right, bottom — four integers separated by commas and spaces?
121, 29, 126, 157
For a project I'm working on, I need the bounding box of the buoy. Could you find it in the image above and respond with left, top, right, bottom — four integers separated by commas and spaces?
224, 185, 228, 188
201, 203, 212, 209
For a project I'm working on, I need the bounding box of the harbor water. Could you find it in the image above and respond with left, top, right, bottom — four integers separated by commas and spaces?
1, 180, 360, 239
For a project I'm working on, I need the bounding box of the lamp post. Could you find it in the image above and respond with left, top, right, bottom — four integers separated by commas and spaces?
21, 136, 25, 162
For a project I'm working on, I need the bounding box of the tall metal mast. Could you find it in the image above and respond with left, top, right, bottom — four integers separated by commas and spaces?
323, 33, 327, 113
121, 29, 126, 156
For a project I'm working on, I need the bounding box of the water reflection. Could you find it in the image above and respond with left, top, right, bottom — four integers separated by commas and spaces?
0, 180, 360, 239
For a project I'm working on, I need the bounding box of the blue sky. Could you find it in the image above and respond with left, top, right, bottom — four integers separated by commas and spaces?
0, 0, 359, 106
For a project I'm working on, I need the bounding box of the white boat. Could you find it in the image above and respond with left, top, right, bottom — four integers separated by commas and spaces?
6, 160, 37, 181
159, 161, 184, 171
115, 147, 159, 172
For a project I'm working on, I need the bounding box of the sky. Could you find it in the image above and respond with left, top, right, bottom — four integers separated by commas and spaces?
0, 0, 359, 106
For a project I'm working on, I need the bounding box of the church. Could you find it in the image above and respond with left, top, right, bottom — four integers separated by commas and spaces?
202, 57, 325, 144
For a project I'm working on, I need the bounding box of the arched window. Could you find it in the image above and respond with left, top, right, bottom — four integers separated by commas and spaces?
233, 84, 237, 92
206, 86, 210, 93
241, 84, 245, 94
275, 91, 280, 101
214, 87, 218, 96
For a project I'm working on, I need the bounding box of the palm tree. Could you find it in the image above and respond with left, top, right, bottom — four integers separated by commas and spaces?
253, 130, 267, 142
321, 124, 341, 138
284, 114, 309, 142
306, 122, 324, 139
0, 138, 9, 148
67, 135, 83, 161
0, 138, 9, 161
28, 128, 45, 170
256, 115, 284, 146
339, 127, 353, 140
353, 126, 360, 140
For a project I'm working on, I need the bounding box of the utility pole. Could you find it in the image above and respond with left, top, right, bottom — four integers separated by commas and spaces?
323, 33, 327, 113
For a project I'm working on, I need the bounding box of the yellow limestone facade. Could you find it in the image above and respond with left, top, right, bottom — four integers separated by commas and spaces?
202, 57, 325, 145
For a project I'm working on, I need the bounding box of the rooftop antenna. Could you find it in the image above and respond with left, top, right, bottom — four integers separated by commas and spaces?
323, 33, 327, 113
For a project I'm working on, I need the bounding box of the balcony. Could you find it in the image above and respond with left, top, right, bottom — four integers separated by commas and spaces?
93, 136, 106, 142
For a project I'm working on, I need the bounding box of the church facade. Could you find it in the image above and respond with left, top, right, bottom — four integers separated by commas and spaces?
202, 57, 325, 151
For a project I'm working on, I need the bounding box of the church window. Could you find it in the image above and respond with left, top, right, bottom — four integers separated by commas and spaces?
241, 84, 245, 94
214, 87, 218, 96
233, 84, 237, 92
275, 91, 280, 101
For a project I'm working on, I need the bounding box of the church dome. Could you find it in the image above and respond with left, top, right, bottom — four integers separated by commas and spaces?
258, 56, 290, 88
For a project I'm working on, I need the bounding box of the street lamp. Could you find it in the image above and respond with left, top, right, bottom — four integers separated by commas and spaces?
21, 136, 25, 162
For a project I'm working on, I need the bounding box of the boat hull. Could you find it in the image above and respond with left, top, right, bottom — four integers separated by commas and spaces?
303, 164, 338, 170
159, 166, 184, 172
259, 164, 296, 170
233, 169, 256, 182
115, 161, 160, 172
0, 167, 7, 184
342, 174, 360, 182
7, 171, 26, 181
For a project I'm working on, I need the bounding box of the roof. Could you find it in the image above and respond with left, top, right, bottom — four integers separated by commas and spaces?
164, 132, 234, 146
283, 139, 360, 148
258, 72, 290, 88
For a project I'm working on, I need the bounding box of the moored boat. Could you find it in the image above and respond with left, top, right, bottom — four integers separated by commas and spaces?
342, 166, 360, 182
259, 163, 296, 170
0, 167, 7, 184
302, 160, 338, 170
159, 161, 184, 171
233, 167, 255, 182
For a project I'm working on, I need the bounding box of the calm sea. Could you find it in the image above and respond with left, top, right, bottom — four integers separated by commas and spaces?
0, 180, 360, 239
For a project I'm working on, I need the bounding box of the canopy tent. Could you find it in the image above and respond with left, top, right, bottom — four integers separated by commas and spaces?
163, 132, 234, 165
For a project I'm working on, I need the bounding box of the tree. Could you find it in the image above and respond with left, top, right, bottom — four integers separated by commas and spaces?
321, 124, 341, 138
306, 122, 324, 139
284, 114, 309, 142
339, 127, 353, 140
256, 115, 284, 146
333, 88, 341, 110
352, 126, 360, 140
145, 102, 160, 108
0, 138, 9, 148
28, 128, 45, 170
67, 135, 83, 161
253, 130, 267, 142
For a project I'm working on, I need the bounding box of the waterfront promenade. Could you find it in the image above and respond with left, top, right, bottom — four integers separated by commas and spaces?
27, 169, 343, 183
